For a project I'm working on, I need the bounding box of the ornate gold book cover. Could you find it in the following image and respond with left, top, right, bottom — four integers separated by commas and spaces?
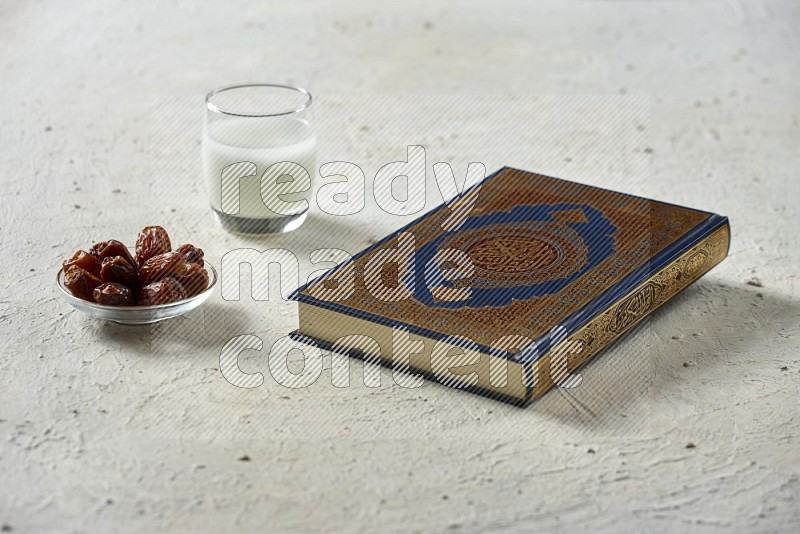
292, 167, 730, 405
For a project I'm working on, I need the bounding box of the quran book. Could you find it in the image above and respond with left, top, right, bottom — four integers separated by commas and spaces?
292, 167, 730, 406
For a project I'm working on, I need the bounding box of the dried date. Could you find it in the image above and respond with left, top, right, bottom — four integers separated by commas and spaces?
135, 226, 171, 265
173, 261, 209, 297
176, 243, 204, 266
93, 283, 134, 306
89, 239, 137, 267
138, 277, 187, 305
63, 250, 102, 277
88, 240, 109, 258
138, 251, 183, 286
100, 256, 139, 289
64, 265, 103, 301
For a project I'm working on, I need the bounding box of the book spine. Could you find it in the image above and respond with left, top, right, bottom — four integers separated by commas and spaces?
527, 221, 731, 403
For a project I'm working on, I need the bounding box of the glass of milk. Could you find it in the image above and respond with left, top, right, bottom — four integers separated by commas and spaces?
204, 84, 316, 234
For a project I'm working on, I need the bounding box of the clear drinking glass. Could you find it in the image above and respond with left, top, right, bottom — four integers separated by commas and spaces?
204, 84, 315, 234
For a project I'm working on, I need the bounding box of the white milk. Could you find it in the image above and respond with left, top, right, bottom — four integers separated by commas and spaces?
203, 117, 316, 219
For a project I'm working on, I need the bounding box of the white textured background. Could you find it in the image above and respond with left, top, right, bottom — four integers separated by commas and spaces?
1, 1, 799, 532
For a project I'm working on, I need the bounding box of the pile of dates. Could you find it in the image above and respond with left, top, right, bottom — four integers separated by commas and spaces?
62, 226, 208, 306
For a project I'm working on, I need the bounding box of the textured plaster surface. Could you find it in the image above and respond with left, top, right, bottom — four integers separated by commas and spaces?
1, 1, 799, 532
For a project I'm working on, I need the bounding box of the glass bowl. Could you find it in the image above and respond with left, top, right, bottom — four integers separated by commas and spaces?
56, 263, 217, 325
